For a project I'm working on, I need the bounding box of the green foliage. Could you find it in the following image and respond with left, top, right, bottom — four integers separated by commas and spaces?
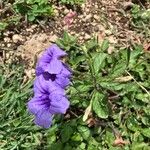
0, 63, 48, 149
60, 0, 84, 5
0, 22, 8, 31
56, 33, 150, 149
0, 0, 84, 31
131, 4, 150, 37
13, 0, 54, 21
1, 33, 150, 149
131, 5, 150, 23
92, 91, 109, 118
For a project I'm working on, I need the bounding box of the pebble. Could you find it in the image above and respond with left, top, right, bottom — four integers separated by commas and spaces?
64, 9, 70, 15
1, 43, 5, 47
50, 35, 58, 42
105, 30, 112, 35
81, 32, 84, 36
85, 14, 92, 21
7, 43, 11, 48
94, 26, 99, 32
79, 36, 83, 40
95, 4, 98, 9
93, 14, 99, 21
6, 53, 10, 59
84, 34, 91, 40
54, 9, 59, 17
4, 37, 11, 43
3, 31, 9, 36
31, 24, 37, 29
12, 34, 23, 43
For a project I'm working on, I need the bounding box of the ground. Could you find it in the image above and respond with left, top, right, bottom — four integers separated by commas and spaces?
1, 0, 149, 67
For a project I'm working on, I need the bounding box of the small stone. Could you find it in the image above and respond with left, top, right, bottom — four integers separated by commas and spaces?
70, 31, 75, 35
54, 9, 59, 16
86, 8, 90, 13
7, 43, 11, 48
6, 53, 10, 59
84, 34, 91, 40
26, 28, 34, 33
95, 4, 98, 9
3, 32, 9, 36
85, 14, 92, 21
50, 35, 58, 42
81, 4, 85, 9
78, 15, 82, 19
93, 15, 99, 21
79, 36, 83, 40
94, 26, 99, 32
81, 32, 84, 36
31, 24, 37, 29
105, 30, 112, 35
91, 22, 97, 26
4, 37, 11, 42
64, 9, 70, 15
12, 34, 23, 43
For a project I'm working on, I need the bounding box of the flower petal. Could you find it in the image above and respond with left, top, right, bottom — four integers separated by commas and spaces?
61, 64, 72, 78
49, 93, 70, 114
47, 58, 63, 74
33, 76, 49, 96
55, 75, 70, 88
34, 108, 53, 128
28, 96, 50, 115
48, 44, 67, 58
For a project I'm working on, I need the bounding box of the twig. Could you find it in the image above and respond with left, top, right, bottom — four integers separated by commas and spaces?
69, 110, 78, 117
0, 47, 14, 51
137, 0, 146, 9
36, 19, 46, 31
108, 95, 120, 100
126, 70, 150, 97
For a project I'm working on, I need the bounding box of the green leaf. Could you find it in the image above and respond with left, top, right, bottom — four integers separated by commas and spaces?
140, 128, 150, 138
127, 117, 140, 132
28, 14, 36, 21
77, 126, 91, 140
61, 125, 73, 143
101, 39, 109, 52
92, 92, 109, 118
136, 93, 149, 103
126, 48, 131, 67
85, 38, 98, 51
111, 61, 126, 78
71, 132, 83, 142
93, 53, 107, 74
0, 22, 8, 31
131, 142, 150, 150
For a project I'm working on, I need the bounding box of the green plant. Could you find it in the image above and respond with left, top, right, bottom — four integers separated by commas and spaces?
55, 33, 150, 149
0, 63, 48, 149
131, 4, 150, 37
0, 22, 8, 31
13, 0, 54, 21
1, 33, 150, 149
60, 0, 84, 5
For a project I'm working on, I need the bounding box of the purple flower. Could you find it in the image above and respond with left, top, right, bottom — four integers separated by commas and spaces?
36, 44, 67, 75
28, 75, 70, 128
28, 44, 71, 128
36, 65, 71, 89
33, 73, 65, 97
28, 94, 69, 128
